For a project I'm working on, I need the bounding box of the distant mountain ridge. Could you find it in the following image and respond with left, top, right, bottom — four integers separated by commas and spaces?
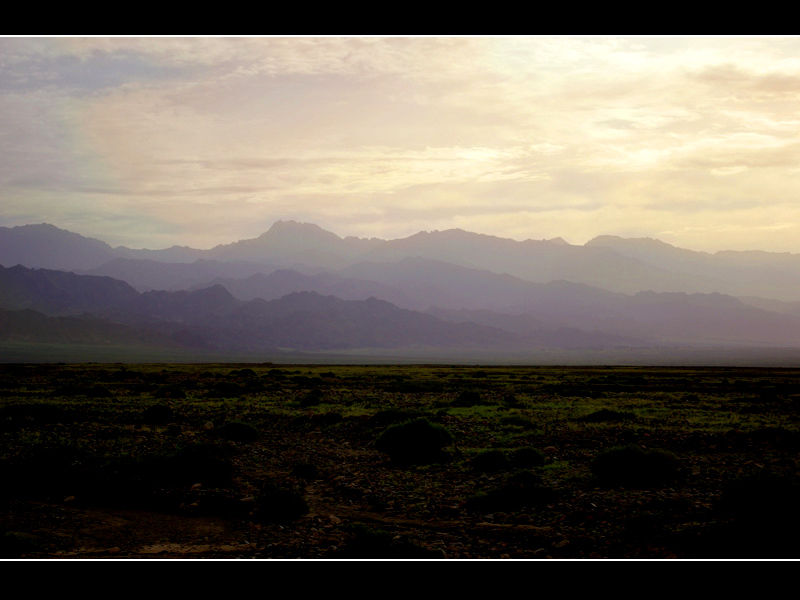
5, 261, 800, 353
7, 220, 800, 360
6, 220, 800, 300
0, 264, 548, 352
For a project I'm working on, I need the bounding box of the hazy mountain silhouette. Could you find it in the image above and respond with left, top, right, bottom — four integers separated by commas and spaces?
8, 221, 800, 358
0, 307, 200, 348
0, 263, 141, 316
425, 306, 643, 349
5, 261, 800, 352
81, 258, 284, 292
194, 269, 413, 306
0, 265, 531, 352
0, 223, 116, 271
586, 236, 800, 300
8, 221, 800, 301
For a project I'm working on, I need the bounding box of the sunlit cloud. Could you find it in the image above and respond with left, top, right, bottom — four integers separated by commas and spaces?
3, 36, 800, 252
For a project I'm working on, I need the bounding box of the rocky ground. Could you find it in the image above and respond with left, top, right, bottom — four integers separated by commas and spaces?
2, 363, 800, 560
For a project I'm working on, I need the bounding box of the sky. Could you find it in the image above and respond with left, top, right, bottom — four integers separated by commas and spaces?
3, 35, 800, 253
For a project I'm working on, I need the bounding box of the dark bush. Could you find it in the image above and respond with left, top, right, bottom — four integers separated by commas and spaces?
5, 444, 97, 497
253, 482, 309, 523
374, 418, 453, 465
450, 390, 485, 407
701, 472, 800, 558
471, 449, 512, 473
233, 368, 257, 378
216, 421, 259, 442
170, 443, 234, 487
291, 462, 320, 480
747, 427, 800, 451
154, 385, 185, 399
511, 447, 546, 468
589, 444, 681, 488
499, 414, 536, 429
465, 471, 555, 513
1, 403, 75, 424
0, 531, 42, 558
371, 408, 429, 425
206, 382, 244, 398
717, 471, 800, 524
578, 408, 636, 423
142, 404, 174, 424
299, 393, 321, 408
333, 524, 442, 559
50, 385, 112, 398
290, 412, 343, 428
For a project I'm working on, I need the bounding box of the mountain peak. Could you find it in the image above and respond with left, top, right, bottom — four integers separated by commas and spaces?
264, 220, 341, 238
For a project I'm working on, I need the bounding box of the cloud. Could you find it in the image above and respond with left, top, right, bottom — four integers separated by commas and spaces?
4, 36, 800, 252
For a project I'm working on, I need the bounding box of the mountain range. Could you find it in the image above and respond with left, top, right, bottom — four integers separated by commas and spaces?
3, 220, 800, 363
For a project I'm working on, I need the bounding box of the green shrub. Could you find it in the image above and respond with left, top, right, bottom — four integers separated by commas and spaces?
706, 472, 800, 557
371, 408, 429, 425
291, 462, 320, 480
253, 482, 309, 523
511, 447, 546, 468
142, 404, 174, 424
299, 391, 322, 407
170, 443, 234, 487
206, 382, 244, 398
717, 471, 800, 524
589, 444, 680, 488
578, 408, 636, 423
374, 418, 454, 465
471, 449, 512, 473
465, 471, 556, 513
0, 531, 42, 558
450, 390, 486, 407
334, 524, 442, 559
499, 414, 536, 429
217, 421, 259, 442
154, 385, 186, 399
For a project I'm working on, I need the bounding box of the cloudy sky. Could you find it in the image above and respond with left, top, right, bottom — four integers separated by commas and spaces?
3, 35, 800, 252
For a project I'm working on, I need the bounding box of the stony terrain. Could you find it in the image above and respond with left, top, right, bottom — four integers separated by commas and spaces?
2, 363, 800, 560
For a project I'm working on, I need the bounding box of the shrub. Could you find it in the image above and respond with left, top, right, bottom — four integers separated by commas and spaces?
154, 385, 186, 399
299, 393, 321, 408
334, 524, 442, 559
291, 462, 320, 480
142, 404, 174, 424
216, 421, 259, 443
707, 472, 800, 557
253, 482, 309, 523
6, 444, 96, 498
589, 444, 680, 488
465, 471, 556, 513
511, 447, 546, 468
206, 382, 244, 398
450, 390, 485, 407
0, 531, 42, 558
170, 443, 234, 487
374, 418, 453, 465
502, 394, 523, 408
471, 449, 512, 473
371, 408, 429, 425
717, 471, 800, 524
578, 408, 636, 423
